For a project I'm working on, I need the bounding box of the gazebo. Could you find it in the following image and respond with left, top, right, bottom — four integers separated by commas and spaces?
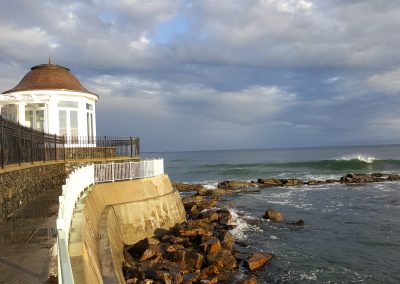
0, 61, 98, 141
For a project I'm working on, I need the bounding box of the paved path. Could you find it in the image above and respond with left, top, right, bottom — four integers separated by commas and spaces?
0, 187, 60, 283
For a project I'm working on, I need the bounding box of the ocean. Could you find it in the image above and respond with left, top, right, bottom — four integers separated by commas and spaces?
144, 145, 400, 283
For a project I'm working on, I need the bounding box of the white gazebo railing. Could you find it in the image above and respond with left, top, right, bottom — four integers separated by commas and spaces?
56, 159, 164, 283
94, 159, 164, 183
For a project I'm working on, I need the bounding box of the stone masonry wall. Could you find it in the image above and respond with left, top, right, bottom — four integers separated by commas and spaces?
0, 163, 66, 221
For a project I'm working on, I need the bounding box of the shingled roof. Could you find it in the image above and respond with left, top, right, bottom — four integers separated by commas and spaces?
2, 63, 97, 96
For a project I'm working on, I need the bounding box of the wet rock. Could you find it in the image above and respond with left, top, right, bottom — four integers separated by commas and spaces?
199, 210, 220, 222
263, 209, 284, 222
207, 250, 238, 270
307, 180, 324, 185
169, 236, 190, 245
197, 188, 227, 197
217, 209, 232, 225
197, 199, 219, 211
257, 178, 283, 187
219, 230, 235, 251
200, 236, 222, 254
172, 182, 205, 192
325, 179, 338, 183
218, 181, 257, 190
282, 179, 304, 186
287, 219, 305, 226
244, 252, 273, 271
388, 174, 400, 181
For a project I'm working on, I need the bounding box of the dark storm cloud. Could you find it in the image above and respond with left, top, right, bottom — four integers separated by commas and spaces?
1, 0, 400, 151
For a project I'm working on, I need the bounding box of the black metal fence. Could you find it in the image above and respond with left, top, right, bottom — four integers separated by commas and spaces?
0, 115, 140, 169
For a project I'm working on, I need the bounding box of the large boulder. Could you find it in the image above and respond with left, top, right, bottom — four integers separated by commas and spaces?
200, 237, 222, 254
172, 182, 205, 192
207, 250, 238, 270
263, 209, 284, 222
219, 230, 235, 251
173, 250, 204, 271
244, 252, 273, 271
257, 178, 283, 187
178, 224, 213, 237
218, 181, 257, 190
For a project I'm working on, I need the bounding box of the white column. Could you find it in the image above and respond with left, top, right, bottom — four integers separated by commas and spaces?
47, 99, 58, 135
18, 103, 26, 126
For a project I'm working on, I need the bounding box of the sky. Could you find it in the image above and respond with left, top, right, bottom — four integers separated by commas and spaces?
1, 0, 400, 152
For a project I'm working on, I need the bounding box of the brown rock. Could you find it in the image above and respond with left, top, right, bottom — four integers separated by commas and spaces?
263, 209, 284, 222
144, 269, 174, 284
173, 250, 204, 271
199, 210, 220, 222
218, 181, 257, 189
183, 273, 200, 284
217, 209, 232, 225
325, 179, 338, 183
165, 244, 185, 255
207, 250, 237, 270
172, 182, 205, 192
178, 225, 212, 237
139, 244, 163, 262
128, 237, 160, 257
235, 277, 257, 284
169, 236, 190, 245
197, 199, 219, 211
257, 178, 283, 187
282, 179, 304, 186
307, 180, 324, 185
200, 237, 222, 254
219, 230, 234, 251
244, 252, 273, 271
388, 174, 400, 181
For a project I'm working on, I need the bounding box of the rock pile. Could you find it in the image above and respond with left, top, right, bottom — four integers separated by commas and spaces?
123, 195, 273, 283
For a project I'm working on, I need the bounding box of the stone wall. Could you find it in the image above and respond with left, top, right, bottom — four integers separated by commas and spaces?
68, 175, 187, 284
0, 162, 66, 221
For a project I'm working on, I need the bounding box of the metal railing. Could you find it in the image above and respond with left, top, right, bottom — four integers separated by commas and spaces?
0, 115, 140, 168
56, 159, 164, 282
94, 159, 164, 183
0, 115, 65, 168
57, 164, 94, 284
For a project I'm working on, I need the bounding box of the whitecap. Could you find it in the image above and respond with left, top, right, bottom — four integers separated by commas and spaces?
336, 154, 376, 163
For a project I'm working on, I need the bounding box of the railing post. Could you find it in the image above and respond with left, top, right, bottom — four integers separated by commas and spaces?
31, 126, 34, 164
130, 137, 133, 158
54, 134, 57, 161
104, 136, 107, 159
43, 131, 46, 163
1, 116, 4, 169
18, 122, 21, 166
129, 161, 132, 180
63, 135, 66, 161
111, 161, 115, 182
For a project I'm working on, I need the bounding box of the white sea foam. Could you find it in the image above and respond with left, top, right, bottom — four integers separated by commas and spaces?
336, 154, 376, 163
228, 209, 262, 241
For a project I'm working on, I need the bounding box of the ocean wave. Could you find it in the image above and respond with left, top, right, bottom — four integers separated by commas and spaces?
335, 154, 376, 164
228, 209, 262, 241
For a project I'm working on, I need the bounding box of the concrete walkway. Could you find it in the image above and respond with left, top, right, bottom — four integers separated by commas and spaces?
0, 187, 60, 283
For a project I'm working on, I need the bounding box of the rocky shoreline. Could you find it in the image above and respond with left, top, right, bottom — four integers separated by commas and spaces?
173, 172, 400, 196
122, 192, 283, 283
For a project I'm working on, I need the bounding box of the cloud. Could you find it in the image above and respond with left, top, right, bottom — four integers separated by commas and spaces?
365, 69, 400, 95
2, 0, 400, 150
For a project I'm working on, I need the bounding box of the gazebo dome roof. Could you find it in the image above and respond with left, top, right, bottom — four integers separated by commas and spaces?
2, 63, 97, 97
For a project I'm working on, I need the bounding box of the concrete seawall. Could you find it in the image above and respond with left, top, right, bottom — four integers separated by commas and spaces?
68, 174, 186, 283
